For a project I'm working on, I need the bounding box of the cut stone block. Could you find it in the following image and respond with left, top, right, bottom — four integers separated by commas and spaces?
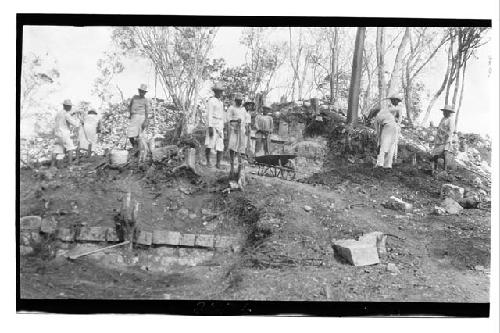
215, 235, 237, 249
105, 227, 120, 242
20, 216, 42, 230
40, 217, 58, 234
358, 232, 387, 255
20, 231, 41, 246
135, 229, 153, 246
440, 183, 464, 201
152, 230, 181, 245
195, 234, 214, 248
56, 227, 75, 242
333, 239, 380, 266
179, 233, 196, 247
20, 245, 34, 256
76, 226, 107, 242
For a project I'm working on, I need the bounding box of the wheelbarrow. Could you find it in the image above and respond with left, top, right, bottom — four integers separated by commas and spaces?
254, 154, 297, 180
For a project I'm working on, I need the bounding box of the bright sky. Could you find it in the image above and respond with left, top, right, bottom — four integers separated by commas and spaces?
22, 26, 492, 135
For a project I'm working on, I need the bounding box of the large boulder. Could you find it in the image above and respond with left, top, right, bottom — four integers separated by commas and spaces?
441, 198, 463, 215
440, 184, 464, 201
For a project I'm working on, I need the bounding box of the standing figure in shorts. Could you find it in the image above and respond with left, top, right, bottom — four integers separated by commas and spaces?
128, 84, 150, 153
51, 99, 82, 168
205, 82, 225, 169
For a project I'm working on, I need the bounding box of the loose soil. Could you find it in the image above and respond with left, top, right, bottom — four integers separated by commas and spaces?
19, 153, 490, 302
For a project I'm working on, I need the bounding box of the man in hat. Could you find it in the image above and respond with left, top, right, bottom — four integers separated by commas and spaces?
128, 84, 150, 152
51, 99, 82, 167
226, 93, 249, 176
205, 82, 225, 168
431, 105, 456, 172
78, 107, 102, 155
254, 105, 274, 156
374, 93, 403, 169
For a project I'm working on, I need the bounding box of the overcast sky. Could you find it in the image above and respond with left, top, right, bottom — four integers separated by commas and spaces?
22, 26, 492, 135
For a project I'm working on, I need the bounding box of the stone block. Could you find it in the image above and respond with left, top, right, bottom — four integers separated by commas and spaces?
20, 216, 42, 231
215, 235, 237, 249
155, 247, 175, 256
195, 234, 214, 248
152, 230, 181, 245
20, 245, 34, 256
105, 227, 120, 242
358, 231, 387, 255
384, 196, 413, 212
56, 227, 75, 242
440, 183, 464, 201
40, 217, 58, 234
20, 231, 41, 246
179, 233, 196, 247
333, 239, 380, 266
441, 197, 463, 215
76, 226, 107, 242
135, 229, 153, 246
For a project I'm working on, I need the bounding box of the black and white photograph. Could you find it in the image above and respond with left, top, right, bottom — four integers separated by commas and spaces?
12, 1, 498, 324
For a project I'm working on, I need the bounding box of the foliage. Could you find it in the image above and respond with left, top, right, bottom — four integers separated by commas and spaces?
240, 27, 286, 99
112, 26, 219, 135
21, 52, 61, 118
91, 51, 125, 108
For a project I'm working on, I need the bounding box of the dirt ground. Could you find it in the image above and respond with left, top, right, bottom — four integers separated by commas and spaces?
19, 152, 491, 302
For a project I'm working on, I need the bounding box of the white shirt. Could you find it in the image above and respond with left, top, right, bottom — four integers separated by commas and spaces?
206, 97, 224, 130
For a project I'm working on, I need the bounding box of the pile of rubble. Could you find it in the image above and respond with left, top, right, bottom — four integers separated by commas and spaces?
20, 100, 184, 163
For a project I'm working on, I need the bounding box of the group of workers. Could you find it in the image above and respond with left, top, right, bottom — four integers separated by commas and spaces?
204, 82, 273, 175
51, 79, 456, 174
374, 93, 457, 172
50, 81, 275, 175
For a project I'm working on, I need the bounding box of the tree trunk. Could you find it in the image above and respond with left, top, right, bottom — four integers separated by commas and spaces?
444, 35, 457, 105
451, 51, 462, 109
455, 60, 467, 129
421, 38, 454, 126
347, 27, 366, 125
376, 27, 386, 108
387, 27, 410, 96
403, 66, 414, 127
329, 28, 339, 104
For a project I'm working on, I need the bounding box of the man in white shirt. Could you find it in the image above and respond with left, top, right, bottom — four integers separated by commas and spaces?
52, 99, 82, 167
205, 82, 225, 168
227, 93, 249, 176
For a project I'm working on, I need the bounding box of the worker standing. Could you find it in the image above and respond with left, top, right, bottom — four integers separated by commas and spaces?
128, 84, 150, 153
78, 108, 102, 155
254, 105, 274, 156
227, 93, 248, 176
431, 105, 457, 172
243, 100, 255, 160
374, 94, 402, 169
51, 99, 82, 168
205, 82, 225, 169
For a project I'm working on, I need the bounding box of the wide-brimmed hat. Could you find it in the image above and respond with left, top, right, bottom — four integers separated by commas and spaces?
385, 93, 403, 101
440, 105, 455, 113
212, 82, 225, 91
139, 84, 148, 92
63, 99, 72, 106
